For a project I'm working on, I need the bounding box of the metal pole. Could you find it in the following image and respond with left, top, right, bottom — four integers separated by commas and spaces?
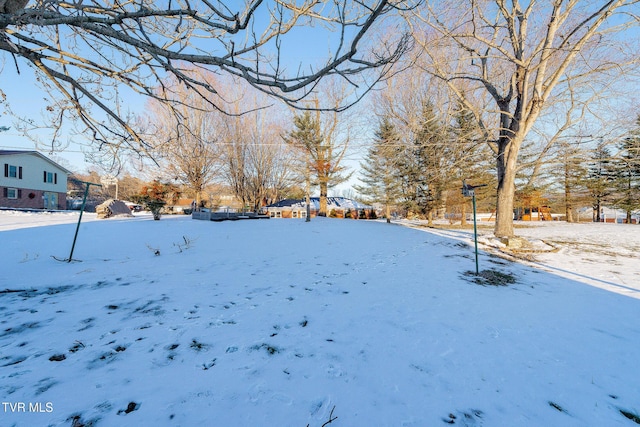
472, 193, 479, 275
68, 183, 90, 262
63, 181, 101, 262
305, 153, 311, 222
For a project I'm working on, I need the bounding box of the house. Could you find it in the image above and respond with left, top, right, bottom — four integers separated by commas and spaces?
1, 150, 71, 210
265, 197, 373, 219
166, 198, 196, 214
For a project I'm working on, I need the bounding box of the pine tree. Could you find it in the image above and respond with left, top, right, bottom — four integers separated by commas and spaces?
586, 142, 616, 222
448, 101, 492, 224
354, 117, 403, 223
284, 111, 350, 216
611, 116, 640, 223
410, 101, 448, 223
557, 140, 590, 222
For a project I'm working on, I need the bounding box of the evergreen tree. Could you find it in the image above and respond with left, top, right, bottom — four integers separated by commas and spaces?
410, 101, 448, 223
557, 140, 590, 222
611, 116, 640, 223
354, 117, 403, 223
586, 142, 616, 222
448, 100, 492, 224
284, 111, 350, 216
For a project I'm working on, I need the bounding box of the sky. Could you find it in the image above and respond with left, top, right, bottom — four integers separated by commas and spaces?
0, 3, 383, 182
0, 60, 148, 173
1, 211, 640, 426
1, 2, 638, 195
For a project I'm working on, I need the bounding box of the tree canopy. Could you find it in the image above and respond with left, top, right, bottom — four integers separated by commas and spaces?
1, 0, 414, 154
409, 0, 640, 236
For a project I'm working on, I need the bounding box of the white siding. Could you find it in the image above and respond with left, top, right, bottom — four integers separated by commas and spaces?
1, 153, 68, 193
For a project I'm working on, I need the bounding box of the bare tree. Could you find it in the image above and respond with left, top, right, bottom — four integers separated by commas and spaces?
1, 1, 415, 158
410, 0, 640, 237
245, 123, 297, 210
220, 89, 295, 211
142, 72, 222, 205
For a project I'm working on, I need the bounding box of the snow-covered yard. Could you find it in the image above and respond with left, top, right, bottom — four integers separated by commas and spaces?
1, 210, 639, 426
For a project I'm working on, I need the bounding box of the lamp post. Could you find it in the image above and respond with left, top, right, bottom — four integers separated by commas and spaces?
462, 180, 486, 275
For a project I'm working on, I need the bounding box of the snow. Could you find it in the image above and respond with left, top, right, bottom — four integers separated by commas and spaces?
1, 210, 639, 426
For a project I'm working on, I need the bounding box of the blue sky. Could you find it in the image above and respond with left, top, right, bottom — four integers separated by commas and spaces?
0, 4, 377, 176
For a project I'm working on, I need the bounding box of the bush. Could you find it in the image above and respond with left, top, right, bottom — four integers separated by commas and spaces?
133, 180, 170, 220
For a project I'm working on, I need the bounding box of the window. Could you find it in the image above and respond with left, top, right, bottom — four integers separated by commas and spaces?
292, 210, 298, 218
43, 171, 58, 184
4, 188, 20, 199
3, 164, 22, 179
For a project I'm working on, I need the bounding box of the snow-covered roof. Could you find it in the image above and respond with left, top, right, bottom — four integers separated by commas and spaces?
267, 197, 372, 210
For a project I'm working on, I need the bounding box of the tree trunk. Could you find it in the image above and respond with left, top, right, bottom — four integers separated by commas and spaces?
564, 160, 574, 223
565, 180, 574, 222
494, 138, 520, 238
566, 206, 574, 223
386, 202, 391, 223
495, 184, 515, 237
319, 180, 328, 216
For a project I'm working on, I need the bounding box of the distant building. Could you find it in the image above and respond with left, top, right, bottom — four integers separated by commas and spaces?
265, 197, 373, 219
0, 150, 71, 210
166, 198, 196, 214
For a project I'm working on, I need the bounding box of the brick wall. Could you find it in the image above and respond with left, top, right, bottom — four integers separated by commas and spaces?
1, 187, 67, 210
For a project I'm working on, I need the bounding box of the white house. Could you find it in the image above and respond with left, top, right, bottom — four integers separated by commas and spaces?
1, 150, 71, 210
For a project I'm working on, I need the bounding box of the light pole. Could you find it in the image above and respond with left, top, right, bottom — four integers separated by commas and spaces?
462, 180, 486, 275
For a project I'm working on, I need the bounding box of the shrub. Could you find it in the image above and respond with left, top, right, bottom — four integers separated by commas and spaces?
133, 180, 169, 220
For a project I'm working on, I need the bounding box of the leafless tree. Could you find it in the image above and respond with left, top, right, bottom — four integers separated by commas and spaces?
409, 0, 640, 237
219, 88, 295, 211
244, 121, 297, 210
1, 0, 415, 159
141, 70, 222, 205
